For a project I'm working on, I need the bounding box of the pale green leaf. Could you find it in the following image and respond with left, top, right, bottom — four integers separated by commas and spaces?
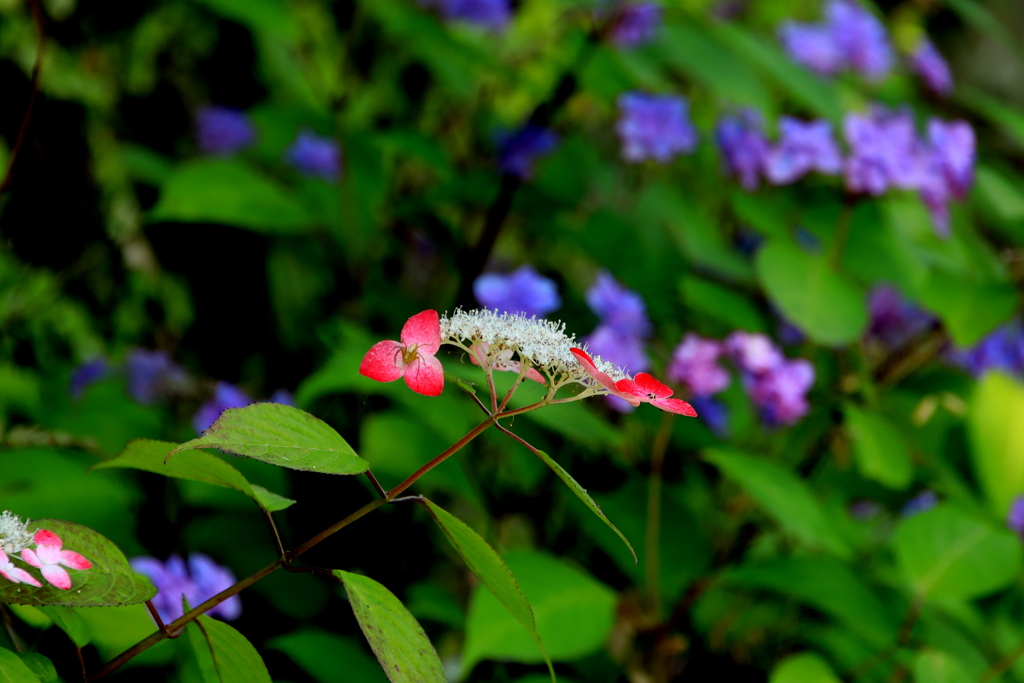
769, 653, 842, 683
968, 372, 1024, 518
14, 654, 55, 683
186, 616, 273, 683
38, 606, 90, 647
0, 648, 38, 683
169, 403, 368, 475
914, 648, 972, 683
334, 570, 445, 683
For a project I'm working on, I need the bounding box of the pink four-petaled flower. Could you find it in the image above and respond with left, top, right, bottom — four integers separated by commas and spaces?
21, 530, 93, 591
569, 348, 641, 406
614, 373, 698, 417
0, 549, 41, 587
359, 310, 444, 397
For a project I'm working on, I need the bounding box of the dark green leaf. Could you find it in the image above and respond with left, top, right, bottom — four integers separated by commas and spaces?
420, 500, 554, 681
334, 570, 446, 683
892, 505, 1022, 601
914, 648, 972, 683
94, 439, 295, 513
0, 648, 38, 683
843, 405, 913, 490
533, 449, 636, 564
756, 239, 868, 346
704, 450, 850, 556
169, 403, 368, 475
186, 616, 273, 683
38, 606, 90, 647
267, 629, 387, 683
150, 159, 315, 233
0, 520, 155, 607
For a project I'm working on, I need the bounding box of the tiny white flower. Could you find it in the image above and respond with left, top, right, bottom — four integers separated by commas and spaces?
0, 511, 34, 555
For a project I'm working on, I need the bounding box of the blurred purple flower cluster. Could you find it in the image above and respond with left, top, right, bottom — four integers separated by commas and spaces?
131, 553, 241, 625
667, 331, 815, 428
1008, 495, 1024, 539
582, 272, 651, 410
194, 383, 294, 434
498, 126, 559, 179
125, 349, 191, 405
421, 0, 511, 30
473, 265, 561, 318
865, 285, 935, 349
616, 92, 698, 163
910, 39, 954, 96
195, 105, 257, 156
284, 129, 343, 181
778, 0, 893, 80
608, 2, 662, 48
948, 321, 1024, 379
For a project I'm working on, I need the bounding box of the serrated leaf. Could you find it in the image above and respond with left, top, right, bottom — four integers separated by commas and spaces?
704, 449, 850, 557
0, 520, 155, 607
0, 648, 38, 683
843, 405, 913, 490
94, 440, 295, 514
533, 450, 635, 564
169, 403, 368, 475
334, 570, 445, 683
420, 500, 554, 682
892, 504, 1022, 601
38, 606, 90, 647
186, 615, 273, 683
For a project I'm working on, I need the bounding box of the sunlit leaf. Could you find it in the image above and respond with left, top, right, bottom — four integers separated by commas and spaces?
0, 648, 39, 683
38, 606, 90, 647
968, 372, 1024, 517
769, 653, 842, 683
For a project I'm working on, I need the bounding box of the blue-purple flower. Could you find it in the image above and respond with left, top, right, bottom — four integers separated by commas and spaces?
1008, 494, 1024, 539
585, 270, 651, 337
69, 358, 109, 400
193, 382, 252, 434
690, 396, 728, 436
901, 490, 938, 517
725, 331, 814, 426
474, 265, 561, 318
422, 0, 511, 30
284, 129, 343, 181
497, 126, 559, 179
609, 2, 662, 48
948, 321, 1024, 379
778, 22, 844, 76
615, 92, 698, 163
125, 349, 190, 405
866, 285, 934, 348
910, 38, 953, 96
584, 324, 650, 375
195, 106, 257, 156
667, 334, 730, 397
765, 117, 842, 185
779, 0, 893, 81
716, 110, 769, 191
131, 554, 241, 625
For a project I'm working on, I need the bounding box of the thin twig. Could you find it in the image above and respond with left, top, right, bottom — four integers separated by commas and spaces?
260, 507, 287, 560
0, 0, 45, 197
144, 600, 171, 637
384, 417, 494, 500
364, 470, 387, 499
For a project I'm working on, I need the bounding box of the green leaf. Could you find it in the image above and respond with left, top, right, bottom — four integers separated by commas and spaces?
755, 239, 868, 346
0, 520, 156, 607
186, 616, 273, 683
94, 440, 295, 514
843, 405, 913, 490
462, 551, 616, 672
38, 606, 90, 647
914, 648, 972, 683
150, 159, 315, 233
420, 500, 554, 681
13, 654, 55, 683
704, 450, 850, 557
917, 269, 1017, 347
533, 449, 636, 564
968, 372, 1024, 517
681, 275, 768, 333
267, 628, 387, 683
769, 653, 842, 683
0, 648, 39, 683
892, 504, 1023, 601
192, 0, 295, 38
334, 570, 445, 683
169, 403, 368, 475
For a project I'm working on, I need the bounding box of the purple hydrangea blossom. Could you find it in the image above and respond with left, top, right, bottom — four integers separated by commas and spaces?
497, 126, 559, 179
615, 92, 698, 164
584, 324, 650, 375
690, 396, 728, 436
843, 107, 922, 195
473, 265, 561, 318
765, 117, 842, 185
778, 22, 845, 76
69, 358, 109, 400
195, 106, 256, 156
746, 357, 815, 426
125, 349, 190, 405
585, 271, 651, 337
901, 490, 938, 517
825, 0, 893, 81
926, 119, 974, 199
423, 0, 511, 30
269, 389, 295, 406
667, 334, 730, 397
725, 331, 784, 375
910, 38, 953, 96
131, 554, 241, 624
609, 2, 662, 48
948, 321, 1024, 379
716, 110, 769, 191
284, 130, 343, 181
866, 285, 934, 348
193, 382, 252, 434
1008, 494, 1024, 539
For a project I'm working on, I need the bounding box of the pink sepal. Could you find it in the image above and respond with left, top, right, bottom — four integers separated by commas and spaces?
404, 354, 444, 397
652, 398, 698, 417
616, 373, 698, 418
20, 548, 42, 568
59, 550, 93, 570
40, 565, 72, 590
400, 310, 441, 354
33, 530, 62, 548
0, 550, 41, 587
570, 348, 641, 406
359, 340, 405, 382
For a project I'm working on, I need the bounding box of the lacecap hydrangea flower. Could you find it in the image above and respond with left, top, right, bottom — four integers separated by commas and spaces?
0, 513, 92, 590
474, 265, 561, 318
616, 92, 698, 164
285, 129, 343, 181
131, 554, 241, 624
195, 105, 256, 156
498, 126, 559, 179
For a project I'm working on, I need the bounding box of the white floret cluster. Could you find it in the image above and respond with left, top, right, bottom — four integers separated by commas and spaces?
0, 511, 33, 555
440, 308, 631, 384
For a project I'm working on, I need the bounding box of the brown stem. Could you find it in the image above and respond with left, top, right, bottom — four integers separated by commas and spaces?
260, 507, 286, 560
0, 0, 45, 197
364, 470, 387, 499
144, 599, 170, 637
76, 646, 87, 683
384, 417, 494, 500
